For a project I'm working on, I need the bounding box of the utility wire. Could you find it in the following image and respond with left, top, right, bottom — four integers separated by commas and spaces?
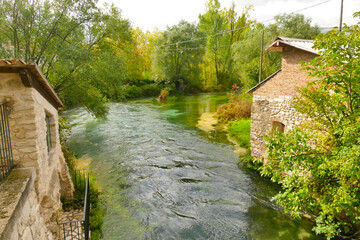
125, 0, 333, 53
261, 0, 333, 23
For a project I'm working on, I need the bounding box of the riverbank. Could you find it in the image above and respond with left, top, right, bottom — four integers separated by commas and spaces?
196, 112, 250, 157
61, 146, 105, 240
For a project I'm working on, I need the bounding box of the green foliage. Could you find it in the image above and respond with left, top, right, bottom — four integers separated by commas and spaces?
121, 83, 161, 99
152, 20, 206, 91
0, 0, 132, 117
141, 83, 162, 97
237, 154, 263, 171
216, 86, 252, 123
227, 119, 251, 149
232, 25, 281, 89
268, 13, 321, 39
59, 117, 71, 145
199, 1, 252, 89
261, 19, 360, 239
233, 13, 320, 90
60, 119, 105, 240
0, 0, 324, 116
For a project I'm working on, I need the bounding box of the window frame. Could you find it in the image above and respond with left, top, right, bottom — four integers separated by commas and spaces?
45, 114, 52, 153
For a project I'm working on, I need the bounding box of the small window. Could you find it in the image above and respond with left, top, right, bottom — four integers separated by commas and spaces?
272, 121, 285, 133
45, 115, 52, 153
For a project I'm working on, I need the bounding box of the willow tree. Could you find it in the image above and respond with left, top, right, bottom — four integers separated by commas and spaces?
199, 0, 251, 89
152, 20, 205, 91
0, 0, 132, 117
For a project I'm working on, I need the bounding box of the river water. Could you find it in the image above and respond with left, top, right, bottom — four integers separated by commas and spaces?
65, 94, 322, 240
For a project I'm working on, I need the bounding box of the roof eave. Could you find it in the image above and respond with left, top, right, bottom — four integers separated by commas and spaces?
0, 60, 64, 109
267, 39, 320, 55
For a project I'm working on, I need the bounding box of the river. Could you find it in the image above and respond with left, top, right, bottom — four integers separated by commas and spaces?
64, 94, 322, 240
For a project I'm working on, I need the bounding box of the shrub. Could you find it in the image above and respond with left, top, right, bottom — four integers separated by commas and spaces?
159, 89, 169, 101
123, 84, 143, 98
142, 83, 161, 97
217, 92, 252, 123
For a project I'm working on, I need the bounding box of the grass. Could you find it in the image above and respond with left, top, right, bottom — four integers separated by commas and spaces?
227, 119, 251, 149
227, 119, 263, 170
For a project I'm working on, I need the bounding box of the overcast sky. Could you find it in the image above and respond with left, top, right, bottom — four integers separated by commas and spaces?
99, 0, 359, 32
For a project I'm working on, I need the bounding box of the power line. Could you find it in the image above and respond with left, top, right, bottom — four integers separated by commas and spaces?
124, 0, 332, 53
122, 41, 263, 54
261, 0, 333, 24
150, 0, 332, 50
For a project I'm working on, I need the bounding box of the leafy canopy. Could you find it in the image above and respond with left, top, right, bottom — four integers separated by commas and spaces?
152, 20, 205, 91
0, 0, 132, 117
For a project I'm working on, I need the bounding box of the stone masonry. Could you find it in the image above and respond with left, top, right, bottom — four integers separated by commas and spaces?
250, 44, 318, 158
0, 69, 74, 239
0, 168, 53, 240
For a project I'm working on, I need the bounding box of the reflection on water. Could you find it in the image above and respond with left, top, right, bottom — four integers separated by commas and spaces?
64, 94, 322, 240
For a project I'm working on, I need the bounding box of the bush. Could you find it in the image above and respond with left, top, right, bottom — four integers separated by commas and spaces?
142, 83, 161, 97
217, 92, 252, 123
159, 89, 169, 101
228, 119, 251, 149
123, 84, 143, 98
121, 83, 161, 99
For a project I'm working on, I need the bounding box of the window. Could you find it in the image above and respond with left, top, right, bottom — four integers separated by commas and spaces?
45, 115, 52, 153
272, 121, 285, 133
0, 103, 15, 181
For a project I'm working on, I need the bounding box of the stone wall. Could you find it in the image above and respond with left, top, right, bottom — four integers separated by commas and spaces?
0, 72, 74, 238
250, 95, 307, 158
1, 168, 53, 240
250, 46, 316, 158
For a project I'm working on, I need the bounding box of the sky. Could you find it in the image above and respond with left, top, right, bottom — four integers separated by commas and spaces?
99, 0, 359, 32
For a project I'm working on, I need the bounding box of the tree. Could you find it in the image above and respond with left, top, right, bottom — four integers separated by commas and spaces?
199, 1, 251, 89
0, 0, 132, 117
232, 13, 320, 90
152, 20, 205, 91
268, 13, 320, 39
121, 27, 160, 85
261, 16, 360, 239
232, 24, 281, 89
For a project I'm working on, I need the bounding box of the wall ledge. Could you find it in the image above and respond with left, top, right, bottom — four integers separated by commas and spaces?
0, 167, 35, 239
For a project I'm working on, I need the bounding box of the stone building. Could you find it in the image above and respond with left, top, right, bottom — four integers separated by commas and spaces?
0, 59, 74, 239
247, 37, 319, 158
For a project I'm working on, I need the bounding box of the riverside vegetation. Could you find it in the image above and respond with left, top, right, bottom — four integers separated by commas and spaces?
241, 17, 360, 239
0, 0, 320, 118
2, 0, 359, 238
59, 118, 105, 240
215, 14, 360, 239
214, 87, 252, 155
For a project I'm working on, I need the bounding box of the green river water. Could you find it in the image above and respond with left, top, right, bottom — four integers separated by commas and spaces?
64, 94, 323, 240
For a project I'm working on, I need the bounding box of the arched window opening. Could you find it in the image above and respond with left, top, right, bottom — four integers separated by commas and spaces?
272, 121, 285, 133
